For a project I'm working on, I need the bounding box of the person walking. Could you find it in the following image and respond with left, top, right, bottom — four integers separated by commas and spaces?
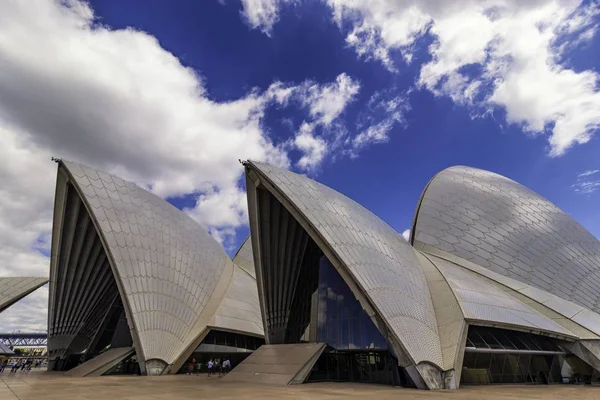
207, 359, 213, 377
214, 358, 221, 377
11, 360, 20, 373
0, 359, 7, 373
222, 358, 231, 375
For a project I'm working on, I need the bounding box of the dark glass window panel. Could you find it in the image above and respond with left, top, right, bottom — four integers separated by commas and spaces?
215, 331, 226, 346
527, 335, 544, 351
502, 354, 519, 376
468, 332, 489, 349
479, 330, 504, 349
339, 319, 349, 349
374, 327, 388, 349
462, 352, 477, 369
225, 332, 236, 347
530, 355, 551, 384
361, 314, 374, 348
515, 334, 539, 350
351, 318, 361, 349
204, 331, 215, 345
475, 353, 491, 370
495, 332, 517, 349
315, 257, 389, 351
549, 356, 562, 383
489, 354, 505, 375
517, 355, 532, 378
465, 337, 476, 348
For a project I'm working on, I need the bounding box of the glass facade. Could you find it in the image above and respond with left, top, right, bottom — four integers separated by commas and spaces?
315, 256, 389, 350
308, 256, 399, 386
461, 326, 564, 385
465, 326, 563, 352
307, 349, 397, 385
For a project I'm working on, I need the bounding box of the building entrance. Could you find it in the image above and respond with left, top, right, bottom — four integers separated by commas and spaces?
308, 349, 398, 385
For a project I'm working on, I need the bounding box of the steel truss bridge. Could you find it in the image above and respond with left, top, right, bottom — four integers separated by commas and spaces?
0, 333, 47, 347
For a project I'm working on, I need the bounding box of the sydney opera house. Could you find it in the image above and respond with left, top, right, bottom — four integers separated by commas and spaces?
40, 159, 600, 389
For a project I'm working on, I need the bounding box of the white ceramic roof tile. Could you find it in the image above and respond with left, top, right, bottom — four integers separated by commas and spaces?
429, 255, 574, 337
413, 166, 600, 315
249, 161, 443, 368
232, 236, 256, 278
211, 264, 263, 337
61, 161, 230, 366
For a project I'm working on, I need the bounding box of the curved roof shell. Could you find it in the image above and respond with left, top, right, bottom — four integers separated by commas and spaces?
412, 166, 600, 315
232, 236, 256, 278
245, 161, 443, 369
0, 277, 48, 314
49, 161, 262, 375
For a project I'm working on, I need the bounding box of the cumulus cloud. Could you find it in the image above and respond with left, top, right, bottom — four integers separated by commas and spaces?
402, 229, 411, 241
573, 169, 600, 194
0, 0, 342, 331
324, 0, 600, 156
240, 0, 295, 35
275, 74, 361, 171
294, 122, 328, 170
299, 73, 361, 126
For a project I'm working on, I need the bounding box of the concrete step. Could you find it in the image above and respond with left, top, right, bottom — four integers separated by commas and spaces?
223, 343, 326, 385
66, 347, 134, 377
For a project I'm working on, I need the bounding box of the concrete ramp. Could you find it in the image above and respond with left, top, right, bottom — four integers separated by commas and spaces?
66, 347, 134, 377
223, 343, 326, 385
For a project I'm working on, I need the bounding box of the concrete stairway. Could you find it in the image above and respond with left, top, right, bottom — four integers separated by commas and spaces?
66, 347, 134, 377
223, 343, 326, 385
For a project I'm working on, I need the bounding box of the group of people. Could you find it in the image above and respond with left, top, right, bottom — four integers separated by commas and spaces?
207, 358, 231, 377
0, 358, 41, 373
185, 357, 232, 377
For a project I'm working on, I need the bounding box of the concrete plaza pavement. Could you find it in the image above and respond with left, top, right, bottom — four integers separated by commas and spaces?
1, 370, 600, 400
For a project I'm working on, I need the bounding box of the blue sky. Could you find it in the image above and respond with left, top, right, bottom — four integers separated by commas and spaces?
0, 0, 599, 330
91, 0, 600, 249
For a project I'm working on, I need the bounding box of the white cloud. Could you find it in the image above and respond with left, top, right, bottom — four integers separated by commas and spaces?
240, 0, 295, 35
279, 74, 361, 170
299, 73, 361, 126
324, 0, 600, 156
0, 0, 311, 331
353, 90, 410, 149
573, 169, 600, 194
0, 285, 49, 332
294, 122, 328, 170
578, 169, 600, 178
402, 229, 411, 241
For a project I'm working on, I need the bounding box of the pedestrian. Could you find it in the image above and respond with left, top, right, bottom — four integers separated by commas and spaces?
188, 361, 194, 375
196, 360, 201, 374
214, 359, 221, 377
0, 359, 7, 373
207, 359, 213, 377
223, 358, 231, 375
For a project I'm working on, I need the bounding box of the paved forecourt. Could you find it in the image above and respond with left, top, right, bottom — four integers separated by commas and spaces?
2, 370, 600, 400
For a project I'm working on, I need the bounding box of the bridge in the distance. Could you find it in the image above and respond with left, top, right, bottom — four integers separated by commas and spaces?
0, 332, 47, 347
